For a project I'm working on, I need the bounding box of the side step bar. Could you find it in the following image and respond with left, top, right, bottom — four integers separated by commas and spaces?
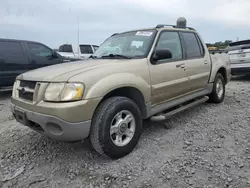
0, 86, 13, 92
150, 96, 209, 121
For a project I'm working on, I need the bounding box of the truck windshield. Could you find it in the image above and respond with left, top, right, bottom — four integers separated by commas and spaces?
92, 30, 156, 59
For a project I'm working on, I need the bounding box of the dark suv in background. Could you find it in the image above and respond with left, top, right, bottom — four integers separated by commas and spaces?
0, 39, 77, 88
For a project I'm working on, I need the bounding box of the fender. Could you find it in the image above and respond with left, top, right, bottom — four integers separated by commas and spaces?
209, 53, 229, 83
84, 73, 151, 103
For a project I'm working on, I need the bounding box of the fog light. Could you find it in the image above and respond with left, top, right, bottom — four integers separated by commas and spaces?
46, 123, 63, 136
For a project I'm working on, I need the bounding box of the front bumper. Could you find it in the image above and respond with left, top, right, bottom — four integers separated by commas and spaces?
10, 97, 102, 141
11, 97, 101, 123
10, 104, 91, 141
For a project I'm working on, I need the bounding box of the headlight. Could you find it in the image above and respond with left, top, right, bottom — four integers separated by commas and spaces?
12, 80, 19, 98
44, 83, 65, 101
44, 83, 84, 102
60, 83, 84, 101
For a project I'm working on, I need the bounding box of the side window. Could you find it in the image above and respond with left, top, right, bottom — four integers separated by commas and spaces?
155, 31, 183, 61
80, 45, 93, 54
196, 34, 205, 56
0, 41, 24, 56
181, 32, 202, 59
27, 43, 52, 57
0, 41, 8, 55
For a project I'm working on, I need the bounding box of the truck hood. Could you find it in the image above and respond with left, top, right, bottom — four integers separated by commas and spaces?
57, 52, 75, 57
17, 59, 118, 82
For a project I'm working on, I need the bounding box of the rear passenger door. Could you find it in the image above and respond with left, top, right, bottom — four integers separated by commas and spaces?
0, 41, 31, 87
180, 32, 211, 92
26, 42, 62, 69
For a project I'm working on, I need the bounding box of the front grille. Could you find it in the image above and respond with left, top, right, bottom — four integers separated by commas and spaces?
20, 80, 36, 89
19, 91, 34, 101
18, 80, 37, 102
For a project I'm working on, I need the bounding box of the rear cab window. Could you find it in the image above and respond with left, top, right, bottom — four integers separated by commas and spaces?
59, 44, 73, 53
80, 45, 93, 54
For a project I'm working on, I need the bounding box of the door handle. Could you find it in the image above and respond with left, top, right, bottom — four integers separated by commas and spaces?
204, 60, 208, 64
176, 63, 185, 68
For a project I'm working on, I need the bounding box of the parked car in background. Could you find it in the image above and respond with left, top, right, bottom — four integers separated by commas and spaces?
0, 38, 77, 88
225, 40, 250, 75
58, 44, 99, 60
209, 49, 227, 55
10, 17, 231, 159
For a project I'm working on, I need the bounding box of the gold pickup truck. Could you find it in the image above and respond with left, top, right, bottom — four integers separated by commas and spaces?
10, 18, 231, 159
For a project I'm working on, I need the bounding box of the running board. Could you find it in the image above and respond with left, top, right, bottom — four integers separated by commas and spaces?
0, 86, 13, 92
150, 96, 209, 121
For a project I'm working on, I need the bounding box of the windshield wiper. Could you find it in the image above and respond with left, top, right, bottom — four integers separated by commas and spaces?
101, 54, 131, 59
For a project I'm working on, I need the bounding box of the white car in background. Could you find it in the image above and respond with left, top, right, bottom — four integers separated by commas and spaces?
57, 44, 99, 60
226, 40, 250, 75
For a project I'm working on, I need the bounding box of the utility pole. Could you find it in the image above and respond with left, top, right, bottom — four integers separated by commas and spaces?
77, 17, 80, 58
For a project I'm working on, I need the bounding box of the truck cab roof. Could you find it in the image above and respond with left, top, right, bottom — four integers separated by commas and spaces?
111, 17, 196, 37
0, 38, 46, 44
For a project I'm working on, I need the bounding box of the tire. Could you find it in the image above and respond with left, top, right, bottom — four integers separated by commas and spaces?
90, 97, 143, 159
208, 73, 225, 103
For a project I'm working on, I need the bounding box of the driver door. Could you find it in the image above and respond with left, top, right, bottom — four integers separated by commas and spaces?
149, 31, 189, 106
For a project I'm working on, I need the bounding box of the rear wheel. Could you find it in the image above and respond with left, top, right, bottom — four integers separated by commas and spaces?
90, 97, 142, 159
209, 73, 225, 103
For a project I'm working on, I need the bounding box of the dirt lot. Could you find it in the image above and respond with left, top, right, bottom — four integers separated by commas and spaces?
1, 78, 250, 188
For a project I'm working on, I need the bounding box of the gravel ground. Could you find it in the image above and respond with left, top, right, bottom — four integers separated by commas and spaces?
1, 78, 250, 188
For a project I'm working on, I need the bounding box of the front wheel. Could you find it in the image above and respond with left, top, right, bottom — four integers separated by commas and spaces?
208, 73, 225, 103
90, 97, 142, 159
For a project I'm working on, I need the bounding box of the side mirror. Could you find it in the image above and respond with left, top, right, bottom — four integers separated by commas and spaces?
152, 49, 172, 62
51, 51, 58, 59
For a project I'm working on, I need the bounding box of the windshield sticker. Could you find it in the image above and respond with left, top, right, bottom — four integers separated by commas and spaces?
135, 31, 153, 36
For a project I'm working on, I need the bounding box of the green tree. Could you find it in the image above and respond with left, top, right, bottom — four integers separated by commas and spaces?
206, 40, 233, 49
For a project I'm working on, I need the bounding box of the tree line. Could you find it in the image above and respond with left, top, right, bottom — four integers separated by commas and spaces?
206, 40, 233, 49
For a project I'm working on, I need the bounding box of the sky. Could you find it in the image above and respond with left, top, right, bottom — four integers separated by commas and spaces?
1, 0, 250, 49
